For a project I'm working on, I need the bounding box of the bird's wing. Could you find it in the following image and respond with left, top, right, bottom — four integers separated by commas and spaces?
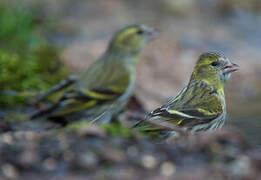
51, 69, 131, 117
139, 80, 223, 132
31, 75, 78, 104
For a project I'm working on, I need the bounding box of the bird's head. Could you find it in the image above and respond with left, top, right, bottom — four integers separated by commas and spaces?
191, 52, 239, 90
109, 24, 156, 56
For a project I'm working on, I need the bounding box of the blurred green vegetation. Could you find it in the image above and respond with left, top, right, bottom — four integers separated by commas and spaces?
101, 123, 132, 138
0, 4, 69, 106
66, 121, 132, 138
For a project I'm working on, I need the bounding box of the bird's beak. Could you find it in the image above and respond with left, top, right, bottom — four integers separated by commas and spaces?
222, 62, 239, 75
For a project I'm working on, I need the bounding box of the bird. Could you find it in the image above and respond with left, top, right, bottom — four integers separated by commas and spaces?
135, 52, 239, 138
30, 24, 156, 124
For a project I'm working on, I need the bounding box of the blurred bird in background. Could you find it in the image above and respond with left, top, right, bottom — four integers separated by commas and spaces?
135, 52, 239, 139
30, 24, 156, 124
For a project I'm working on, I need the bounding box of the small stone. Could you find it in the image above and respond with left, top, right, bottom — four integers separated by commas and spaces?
230, 155, 251, 176
43, 158, 57, 171
2, 134, 13, 145
127, 146, 138, 157
2, 164, 19, 179
160, 161, 176, 177
20, 150, 38, 165
77, 152, 98, 168
142, 155, 157, 169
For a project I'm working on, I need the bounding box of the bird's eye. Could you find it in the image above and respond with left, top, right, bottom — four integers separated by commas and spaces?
211, 61, 219, 66
136, 30, 144, 35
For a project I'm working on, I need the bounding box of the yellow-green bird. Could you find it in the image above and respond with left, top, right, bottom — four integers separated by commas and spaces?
30, 24, 156, 124
135, 52, 239, 138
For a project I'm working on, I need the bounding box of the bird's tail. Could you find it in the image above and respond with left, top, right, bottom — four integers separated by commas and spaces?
132, 108, 157, 128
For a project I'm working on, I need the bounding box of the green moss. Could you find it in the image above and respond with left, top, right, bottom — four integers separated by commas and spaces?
65, 121, 92, 131
101, 123, 132, 138
0, 5, 42, 52
0, 4, 69, 106
66, 121, 132, 138
3, 112, 29, 122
